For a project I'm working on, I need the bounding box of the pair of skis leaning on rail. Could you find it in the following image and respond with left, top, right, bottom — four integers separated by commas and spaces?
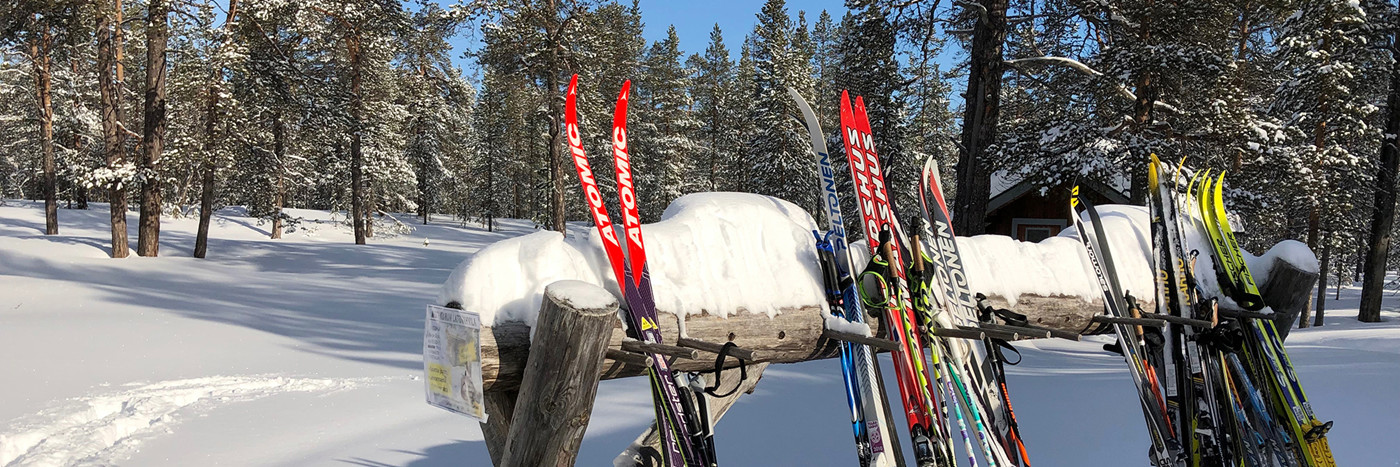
1069, 155, 1335, 467
790, 88, 1035, 467
564, 75, 722, 467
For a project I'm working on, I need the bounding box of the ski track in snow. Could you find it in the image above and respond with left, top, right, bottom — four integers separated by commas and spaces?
0, 375, 374, 467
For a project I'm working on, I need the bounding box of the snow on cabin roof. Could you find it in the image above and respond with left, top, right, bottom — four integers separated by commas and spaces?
987, 167, 1130, 213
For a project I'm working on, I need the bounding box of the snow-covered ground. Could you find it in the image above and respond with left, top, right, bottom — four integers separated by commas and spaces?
0, 200, 1395, 466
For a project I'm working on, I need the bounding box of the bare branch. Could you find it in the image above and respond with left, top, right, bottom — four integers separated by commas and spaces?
1004, 55, 1137, 101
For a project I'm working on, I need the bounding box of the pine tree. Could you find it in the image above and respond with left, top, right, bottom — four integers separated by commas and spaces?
687, 24, 733, 193
1271, 0, 1385, 325
748, 0, 817, 212
399, 3, 469, 225
0, 0, 87, 235
730, 36, 758, 193
834, 6, 915, 214
634, 26, 699, 219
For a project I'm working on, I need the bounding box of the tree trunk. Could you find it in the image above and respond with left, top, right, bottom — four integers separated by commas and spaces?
953, 0, 1008, 236
193, 0, 239, 256
498, 282, 617, 467
1300, 27, 1334, 328
365, 175, 375, 238
1334, 260, 1342, 301
98, 0, 129, 258
1312, 236, 1331, 327
137, 0, 169, 257
1299, 206, 1319, 328
271, 111, 285, 239
349, 34, 366, 245
548, 71, 566, 233
193, 81, 219, 258
33, 15, 57, 235
1358, 35, 1400, 323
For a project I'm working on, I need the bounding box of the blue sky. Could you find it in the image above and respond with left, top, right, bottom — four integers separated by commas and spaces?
448, 0, 850, 76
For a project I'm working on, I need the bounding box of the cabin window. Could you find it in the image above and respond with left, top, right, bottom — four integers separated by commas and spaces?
1011, 218, 1067, 243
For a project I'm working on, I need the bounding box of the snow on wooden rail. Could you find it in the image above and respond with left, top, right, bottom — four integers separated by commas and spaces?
439, 193, 1321, 392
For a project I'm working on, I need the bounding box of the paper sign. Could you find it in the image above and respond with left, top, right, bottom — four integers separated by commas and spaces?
423, 304, 487, 422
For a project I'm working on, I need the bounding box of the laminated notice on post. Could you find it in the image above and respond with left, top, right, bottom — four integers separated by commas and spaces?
423, 304, 487, 422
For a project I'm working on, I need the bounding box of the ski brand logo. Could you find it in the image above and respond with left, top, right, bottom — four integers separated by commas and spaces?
845, 126, 892, 244
818, 152, 843, 230
613, 125, 641, 245
566, 117, 619, 248
932, 219, 975, 310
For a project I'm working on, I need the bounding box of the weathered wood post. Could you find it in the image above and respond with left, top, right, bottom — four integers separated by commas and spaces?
499, 280, 619, 467
1259, 257, 1319, 340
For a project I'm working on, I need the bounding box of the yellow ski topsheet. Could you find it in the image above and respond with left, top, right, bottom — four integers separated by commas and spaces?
1203, 174, 1334, 466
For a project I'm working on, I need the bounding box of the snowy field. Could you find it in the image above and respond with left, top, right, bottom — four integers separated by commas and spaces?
0, 200, 1396, 466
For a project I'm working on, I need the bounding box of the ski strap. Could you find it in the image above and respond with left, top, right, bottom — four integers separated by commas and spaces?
974, 293, 1029, 328
701, 342, 748, 398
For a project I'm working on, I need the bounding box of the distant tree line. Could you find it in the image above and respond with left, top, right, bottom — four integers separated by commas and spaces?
1, 0, 1398, 324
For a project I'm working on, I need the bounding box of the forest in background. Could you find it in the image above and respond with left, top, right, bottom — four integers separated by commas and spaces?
1, 0, 1398, 324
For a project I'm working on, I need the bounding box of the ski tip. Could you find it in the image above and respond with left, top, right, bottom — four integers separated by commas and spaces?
618, 80, 631, 101
565, 76, 578, 119
1213, 170, 1227, 205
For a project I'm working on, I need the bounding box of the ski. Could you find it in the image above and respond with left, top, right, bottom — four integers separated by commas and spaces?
917, 155, 1027, 466
788, 87, 902, 467
1069, 187, 1183, 466
1198, 173, 1335, 467
838, 90, 945, 466
1150, 155, 1240, 466
564, 76, 716, 467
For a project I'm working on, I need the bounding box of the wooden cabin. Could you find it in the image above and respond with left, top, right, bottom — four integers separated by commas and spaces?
984, 177, 1128, 242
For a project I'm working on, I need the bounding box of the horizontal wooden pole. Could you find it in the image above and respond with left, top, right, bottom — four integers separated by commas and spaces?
1141, 312, 1215, 329
677, 337, 759, 361
621, 338, 700, 360
1218, 308, 1276, 321
480, 306, 836, 392
959, 325, 1019, 341
605, 348, 653, 367
1093, 315, 1166, 327
928, 327, 987, 340
980, 323, 1053, 339
822, 327, 900, 352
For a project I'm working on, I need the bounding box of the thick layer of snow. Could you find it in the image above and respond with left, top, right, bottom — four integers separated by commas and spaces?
0, 199, 1387, 467
441, 195, 1300, 331
545, 280, 619, 311
438, 192, 827, 326
848, 205, 1155, 307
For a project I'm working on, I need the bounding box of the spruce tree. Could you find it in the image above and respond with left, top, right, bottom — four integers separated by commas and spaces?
748, 0, 817, 212
635, 26, 699, 219
687, 24, 733, 192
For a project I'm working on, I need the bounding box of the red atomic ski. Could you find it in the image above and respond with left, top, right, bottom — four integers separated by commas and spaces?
565, 76, 710, 467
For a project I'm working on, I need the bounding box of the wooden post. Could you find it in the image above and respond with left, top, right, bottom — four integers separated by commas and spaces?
499, 281, 619, 467
1259, 257, 1319, 340
480, 389, 517, 465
